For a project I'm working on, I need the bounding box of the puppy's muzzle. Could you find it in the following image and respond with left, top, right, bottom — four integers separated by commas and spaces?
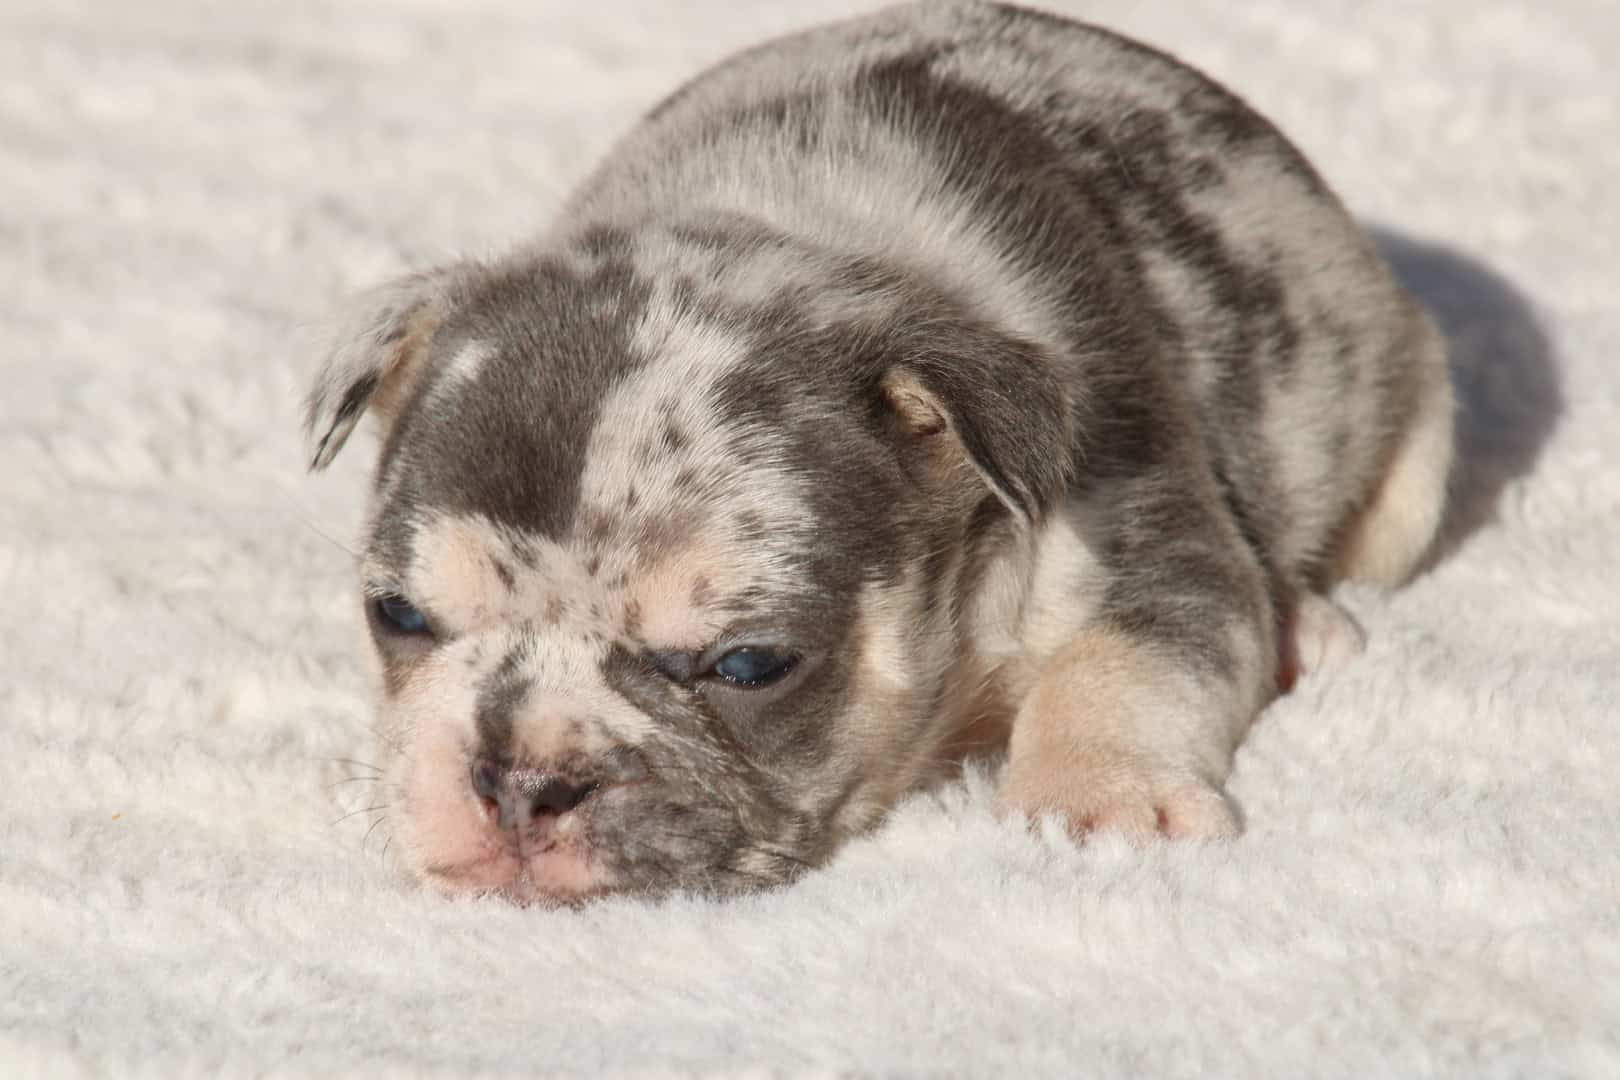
470, 758, 599, 834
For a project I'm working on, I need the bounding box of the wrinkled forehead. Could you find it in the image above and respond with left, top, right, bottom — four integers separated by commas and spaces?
363, 258, 832, 635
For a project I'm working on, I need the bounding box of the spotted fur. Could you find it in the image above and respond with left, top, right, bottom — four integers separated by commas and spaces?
305, 1, 1452, 902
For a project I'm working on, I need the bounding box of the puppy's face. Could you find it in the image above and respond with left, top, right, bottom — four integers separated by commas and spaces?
308, 230, 1069, 902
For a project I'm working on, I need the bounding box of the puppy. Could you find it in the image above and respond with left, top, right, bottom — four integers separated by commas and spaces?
306, 1, 1452, 904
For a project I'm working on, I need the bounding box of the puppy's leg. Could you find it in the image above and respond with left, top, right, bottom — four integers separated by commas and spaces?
1002, 629, 1246, 838
1336, 317, 1454, 587
1000, 480, 1276, 842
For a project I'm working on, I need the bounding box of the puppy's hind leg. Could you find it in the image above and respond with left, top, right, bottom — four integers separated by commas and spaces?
1335, 314, 1455, 587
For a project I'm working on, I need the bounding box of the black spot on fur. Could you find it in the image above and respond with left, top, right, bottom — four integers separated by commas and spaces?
336, 372, 379, 421
689, 576, 713, 607
491, 557, 516, 591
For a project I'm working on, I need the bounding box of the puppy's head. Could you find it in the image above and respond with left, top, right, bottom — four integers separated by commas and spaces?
306, 227, 1069, 903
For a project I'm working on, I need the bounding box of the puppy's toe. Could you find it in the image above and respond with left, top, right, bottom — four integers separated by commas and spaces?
1280, 593, 1366, 690
998, 758, 1239, 844
1152, 781, 1240, 840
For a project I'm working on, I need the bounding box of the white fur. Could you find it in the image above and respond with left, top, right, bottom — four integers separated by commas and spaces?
432, 340, 494, 401
3, 0, 1617, 1075
579, 283, 816, 568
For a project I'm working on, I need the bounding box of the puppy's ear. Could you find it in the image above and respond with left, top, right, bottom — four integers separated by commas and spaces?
880, 331, 1072, 523
303, 266, 464, 471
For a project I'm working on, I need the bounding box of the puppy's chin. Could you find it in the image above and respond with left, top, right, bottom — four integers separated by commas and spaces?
417, 847, 604, 909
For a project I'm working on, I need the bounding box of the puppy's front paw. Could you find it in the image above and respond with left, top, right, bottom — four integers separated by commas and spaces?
998, 753, 1239, 843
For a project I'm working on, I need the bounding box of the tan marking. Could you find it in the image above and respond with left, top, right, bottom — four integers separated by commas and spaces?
367, 300, 449, 424
1335, 314, 1454, 586
396, 513, 618, 639
999, 626, 1243, 843
879, 368, 948, 436
507, 690, 620, 765
408, 515, 508, 631
853, 579, 917, 696
628, 541, 735, 651
827, 572, 960, 835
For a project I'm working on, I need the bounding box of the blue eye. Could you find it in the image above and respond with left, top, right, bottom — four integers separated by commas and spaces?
375, 593, 430, 635
710, 646, 796, 687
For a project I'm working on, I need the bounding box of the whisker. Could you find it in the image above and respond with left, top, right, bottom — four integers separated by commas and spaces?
362, 813, 391, 851
270, 481, 363, 561
330, 803, 390, 827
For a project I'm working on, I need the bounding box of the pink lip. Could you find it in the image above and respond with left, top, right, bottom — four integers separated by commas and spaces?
425, 840, 599, 904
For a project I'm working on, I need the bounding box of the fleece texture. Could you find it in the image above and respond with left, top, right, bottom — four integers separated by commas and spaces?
2, 0, 1616, 1075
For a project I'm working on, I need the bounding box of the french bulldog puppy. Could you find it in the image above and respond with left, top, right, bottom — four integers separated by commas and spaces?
306, 0, 1452, 904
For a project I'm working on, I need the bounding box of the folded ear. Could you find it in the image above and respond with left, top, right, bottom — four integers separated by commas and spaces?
879, 328, 1073, 523
303, 266, 464, 471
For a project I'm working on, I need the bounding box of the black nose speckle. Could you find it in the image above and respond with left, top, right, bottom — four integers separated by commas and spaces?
471, 758, 597, 832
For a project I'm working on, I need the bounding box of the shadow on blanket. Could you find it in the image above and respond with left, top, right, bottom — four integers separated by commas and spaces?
1370, 227, 1563, 571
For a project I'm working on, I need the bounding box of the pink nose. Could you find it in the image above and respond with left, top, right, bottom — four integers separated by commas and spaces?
470, 758, 597, 832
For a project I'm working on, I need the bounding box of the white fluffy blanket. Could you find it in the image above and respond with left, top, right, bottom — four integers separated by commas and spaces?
4, 0, 1616, 1074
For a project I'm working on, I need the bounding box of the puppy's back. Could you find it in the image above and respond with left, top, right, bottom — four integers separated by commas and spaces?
557, 0, 1446, 587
